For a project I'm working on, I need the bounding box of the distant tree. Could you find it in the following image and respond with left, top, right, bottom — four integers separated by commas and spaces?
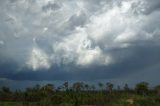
72, 82, 83, 91
24, 85, 43, 102
13, 90, 23, 101
84, 84, 89, 91
1, 86, 11, 93
63, 81, 69, 91
41, 84, 54, 92
124, 84, 130, 91
155, 85, 160, 96
40, 84, 55, 97
0, 86, 12, 101
135, 82, 149, 95
98, 82, 104, 90
106, 82, 114, 94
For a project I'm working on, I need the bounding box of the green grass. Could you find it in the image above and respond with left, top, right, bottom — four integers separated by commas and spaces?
0, 93, 160, 106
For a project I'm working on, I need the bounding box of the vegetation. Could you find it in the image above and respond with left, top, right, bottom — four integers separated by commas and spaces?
0, 82, 160, 106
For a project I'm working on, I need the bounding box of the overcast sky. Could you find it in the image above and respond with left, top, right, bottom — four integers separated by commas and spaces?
0, 0, 160, 88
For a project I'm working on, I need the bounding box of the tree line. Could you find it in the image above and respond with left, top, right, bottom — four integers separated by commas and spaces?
0, 81, 160, 106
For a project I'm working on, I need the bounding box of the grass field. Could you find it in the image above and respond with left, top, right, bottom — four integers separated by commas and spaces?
0, 92, 160, 106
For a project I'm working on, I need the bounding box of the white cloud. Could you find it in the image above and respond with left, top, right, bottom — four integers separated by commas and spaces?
114, 28, 136, 43
0, 41, 4, 45
52, 27, 112, 66
86, 3, 128, 46
27, 47, 50, 70
121, 1, 132, 13
76, 46, 112, 66
85, 0, 153, 49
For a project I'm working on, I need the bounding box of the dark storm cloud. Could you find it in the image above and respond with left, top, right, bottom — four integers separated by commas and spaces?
130, 0, 160, 15
143, 0, 160, 15
1, 43, 160, 81
0, 0, 160, 84
42, 2, 61, 12
68, 12, 87, 28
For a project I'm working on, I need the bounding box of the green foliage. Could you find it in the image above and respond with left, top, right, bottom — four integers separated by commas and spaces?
0, 82, 160, 106
135, 82, 149, 95
155, 85, 160, 96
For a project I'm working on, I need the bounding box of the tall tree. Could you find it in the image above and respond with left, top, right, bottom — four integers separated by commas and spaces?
106, 82, 114, 94
84, 84, 89, 91
63, 81, 69, 91
124, 84, 130, 91
98, 82, 104, 90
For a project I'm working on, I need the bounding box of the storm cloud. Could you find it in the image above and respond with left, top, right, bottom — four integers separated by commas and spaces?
0, 0, 160, 85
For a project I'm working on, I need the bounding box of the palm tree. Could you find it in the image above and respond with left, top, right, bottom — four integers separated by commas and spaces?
84, 84, 89, 91
98, 82, 104, 90
124, 84, 130, 91
106, 82, 113, 94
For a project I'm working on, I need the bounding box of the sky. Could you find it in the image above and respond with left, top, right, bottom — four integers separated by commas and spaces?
0, 0, 160, 89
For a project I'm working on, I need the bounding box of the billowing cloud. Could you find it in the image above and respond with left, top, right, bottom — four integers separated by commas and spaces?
0, 0, 160, 83
27, 47, 51, 70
